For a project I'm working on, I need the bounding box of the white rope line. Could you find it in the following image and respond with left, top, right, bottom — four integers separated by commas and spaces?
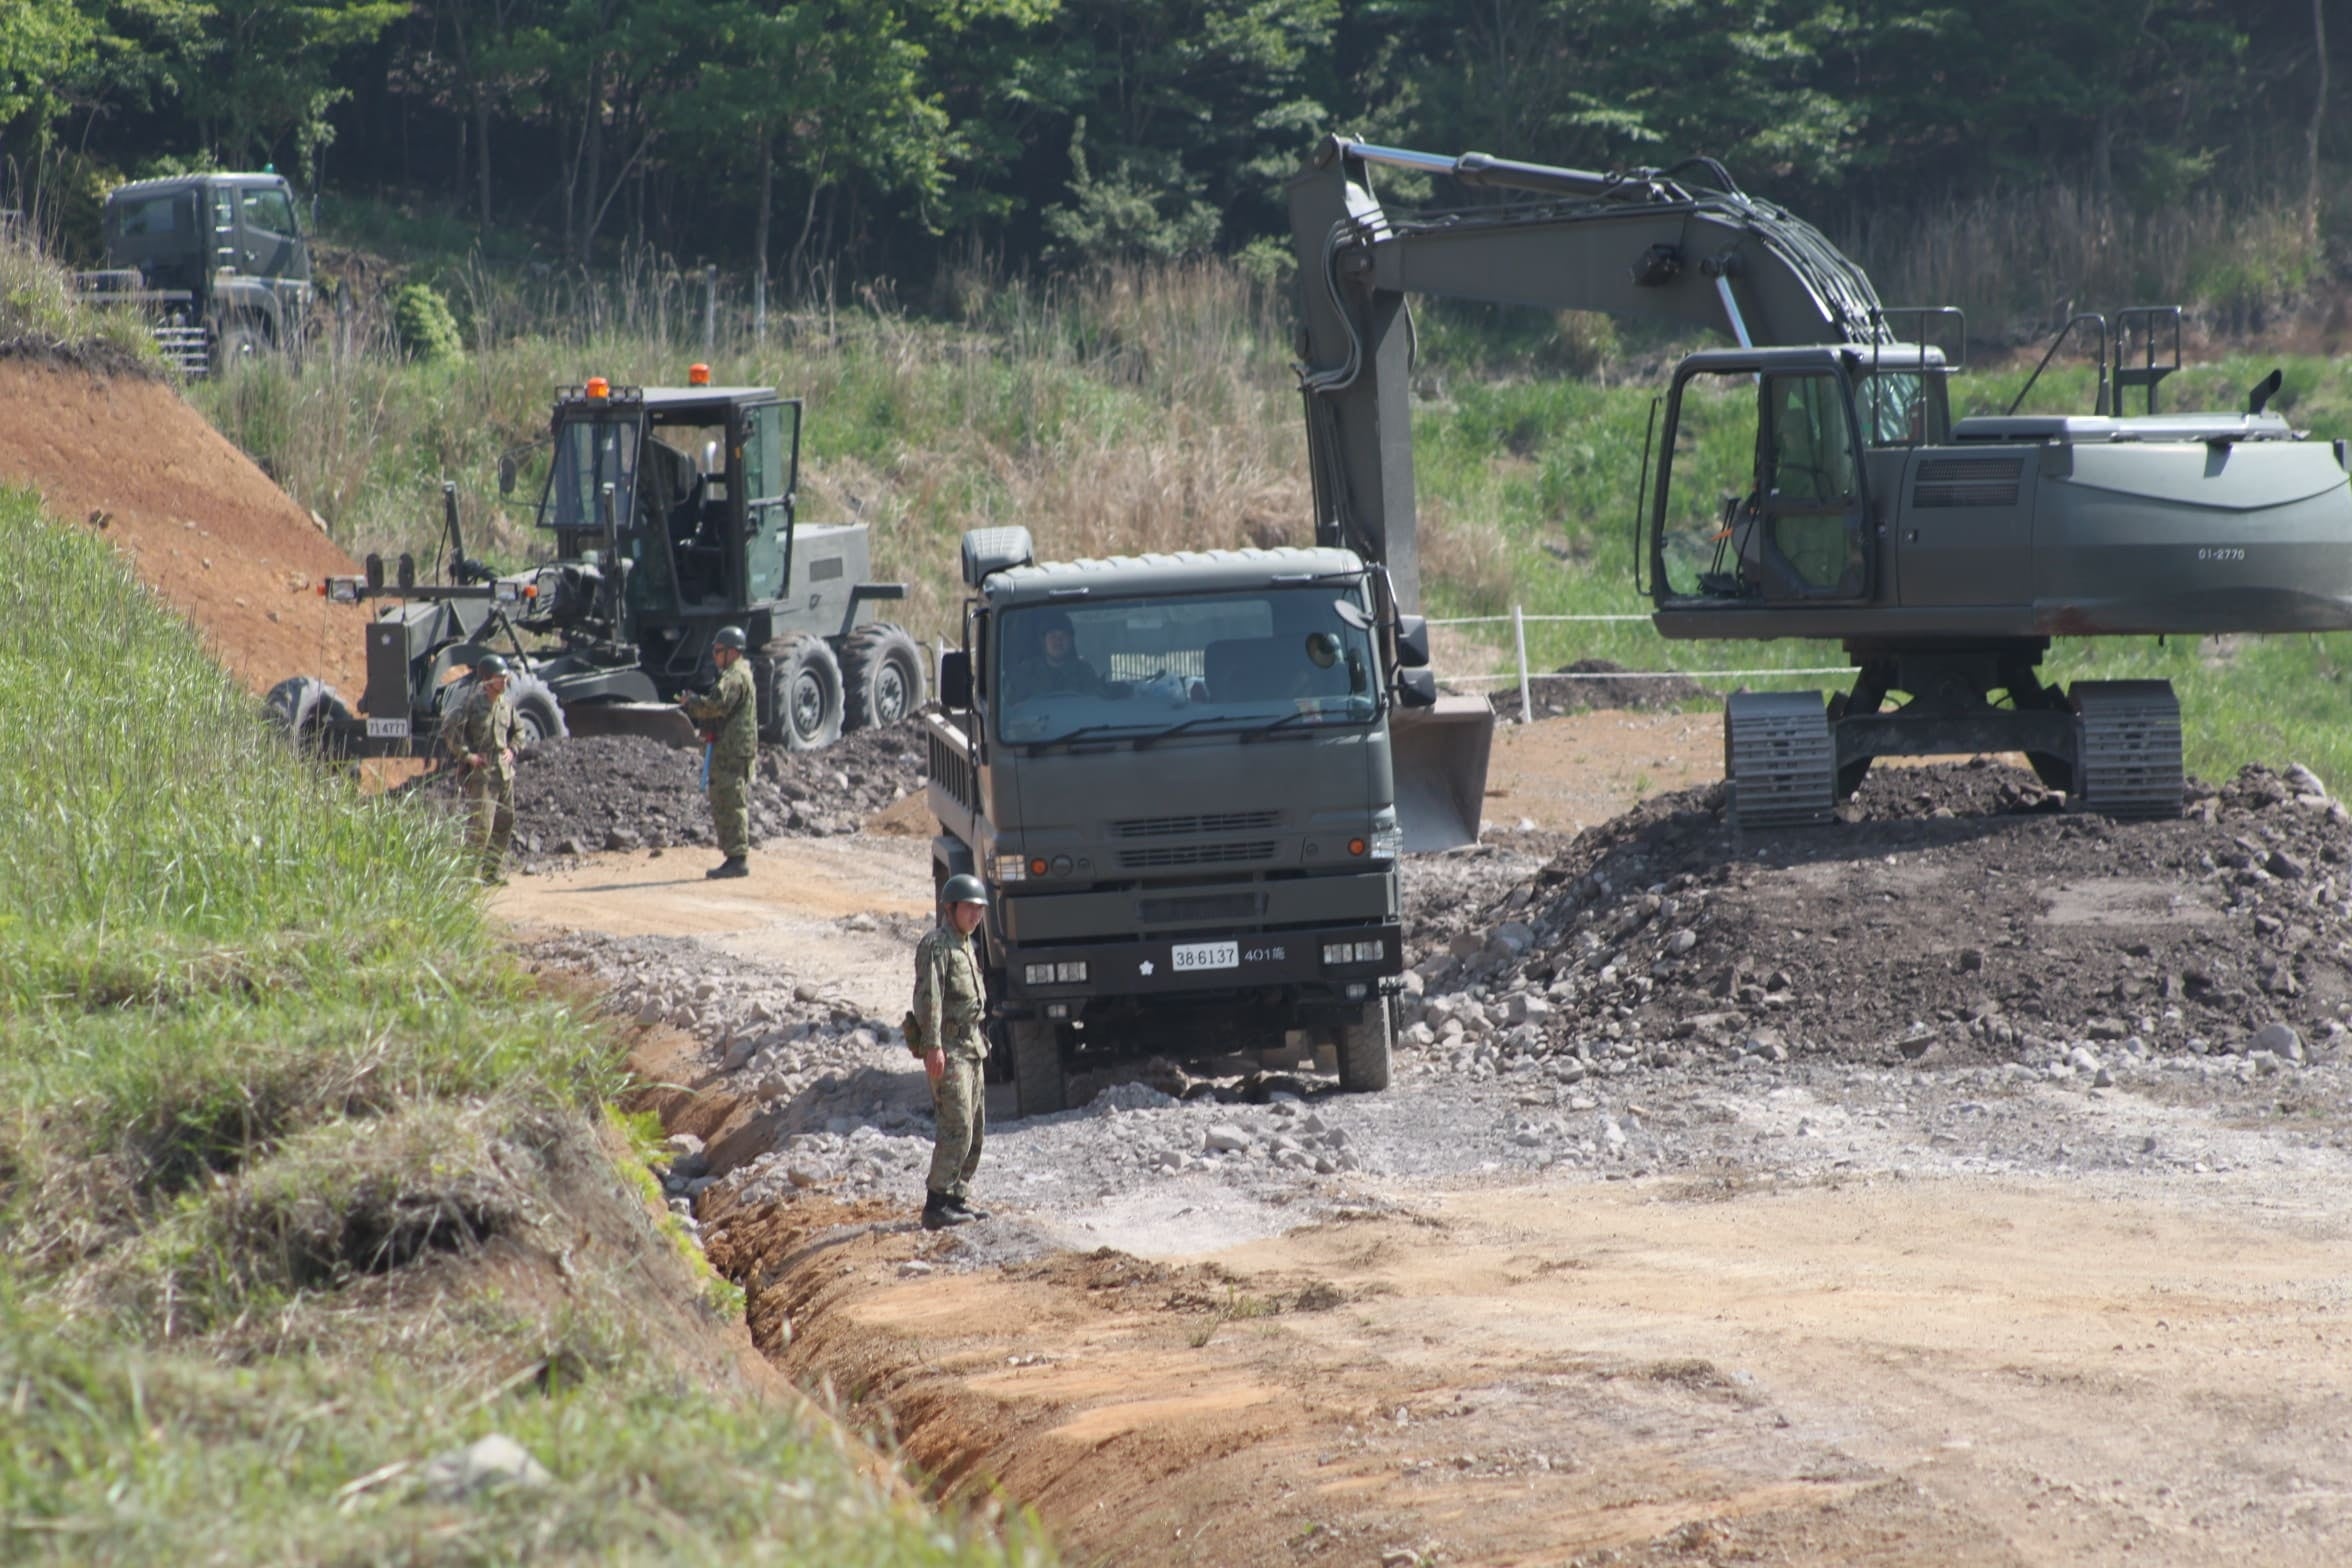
1430, 667, 1853, 681
1427, 613, 1652, 625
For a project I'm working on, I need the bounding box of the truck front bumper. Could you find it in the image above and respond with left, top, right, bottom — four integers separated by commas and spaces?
1003, 919, 1404, 1004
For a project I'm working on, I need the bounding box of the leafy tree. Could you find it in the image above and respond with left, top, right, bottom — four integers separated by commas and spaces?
177, 0, 407, 170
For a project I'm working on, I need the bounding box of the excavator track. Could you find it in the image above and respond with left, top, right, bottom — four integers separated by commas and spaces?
2070, 680, 2183, 818
1724, 690, 1835, 830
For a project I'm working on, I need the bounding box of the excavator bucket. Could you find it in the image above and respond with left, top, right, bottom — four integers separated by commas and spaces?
1390, 695, 1493, 851
561, 701, 702, 749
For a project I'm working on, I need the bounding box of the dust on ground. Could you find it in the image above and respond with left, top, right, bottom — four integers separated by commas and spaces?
0, 359, 368, 695
497, 704, 2352, 1567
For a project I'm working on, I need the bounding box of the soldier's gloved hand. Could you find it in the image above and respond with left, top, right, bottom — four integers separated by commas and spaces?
923, 1047, 946, 1086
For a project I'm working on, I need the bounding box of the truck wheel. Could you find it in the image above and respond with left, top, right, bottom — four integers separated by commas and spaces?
214, 320, 262, 371
763, 635, 844, 751
1011, 1017, 1067, 1119
841, 623, 924, 732
264, 675, 355, 760
506, 676, 569, 746
1338, 996, 1393, 1092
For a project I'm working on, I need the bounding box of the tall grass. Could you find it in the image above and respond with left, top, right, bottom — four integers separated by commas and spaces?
0, 488, 1043, 1565
0, 237, 164, 362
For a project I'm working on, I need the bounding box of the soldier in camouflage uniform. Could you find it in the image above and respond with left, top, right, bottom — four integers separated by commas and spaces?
680, 625, 758, 879
910, 874, 992, 1229
442, 653, 518, 883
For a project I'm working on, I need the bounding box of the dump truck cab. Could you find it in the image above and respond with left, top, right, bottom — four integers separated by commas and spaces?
81, 172, 312, 372
925, 526, 1466, 1118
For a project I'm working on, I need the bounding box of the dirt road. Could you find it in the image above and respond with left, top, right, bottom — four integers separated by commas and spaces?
499, 711, 2352, 1567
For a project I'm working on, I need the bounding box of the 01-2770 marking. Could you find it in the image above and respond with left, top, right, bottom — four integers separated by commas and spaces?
2196, 546, 2247, 562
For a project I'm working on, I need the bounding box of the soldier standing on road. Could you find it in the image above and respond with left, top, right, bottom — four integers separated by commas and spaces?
680, 625, 757, 879
443, 653, 518, 884
910, 874, 992, 1230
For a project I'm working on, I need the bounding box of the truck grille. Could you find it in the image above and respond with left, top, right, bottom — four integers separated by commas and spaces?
1138, 892, 1263, 923
1913, 456, 2024, 508
1117, 840, 1277, 869
1112, 810, 1281, 839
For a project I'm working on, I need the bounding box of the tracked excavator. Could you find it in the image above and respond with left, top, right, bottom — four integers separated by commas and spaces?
1289, 136, 2352, 827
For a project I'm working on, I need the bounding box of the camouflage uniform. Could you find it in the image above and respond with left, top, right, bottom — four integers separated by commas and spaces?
683, 656, 758, 858
442, 686, 517, 879
912, 921, 990, 1202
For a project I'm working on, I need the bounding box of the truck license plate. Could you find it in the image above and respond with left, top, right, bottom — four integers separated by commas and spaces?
1171, 940, 1239, 972
366, 717, 410, 739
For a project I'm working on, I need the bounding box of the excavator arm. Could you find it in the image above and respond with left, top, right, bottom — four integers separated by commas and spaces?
1287, 135, 1886, 611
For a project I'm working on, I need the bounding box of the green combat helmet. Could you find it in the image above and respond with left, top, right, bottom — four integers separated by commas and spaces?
713, 625, 748, 651
942, 873, 987, 906
475, 653, 509, 678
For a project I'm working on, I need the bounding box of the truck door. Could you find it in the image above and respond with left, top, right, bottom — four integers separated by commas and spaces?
739, 399, 802, 604
235, 183, 306, 283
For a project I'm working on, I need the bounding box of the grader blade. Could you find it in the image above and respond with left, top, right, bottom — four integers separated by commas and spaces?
563, 701, 701, 749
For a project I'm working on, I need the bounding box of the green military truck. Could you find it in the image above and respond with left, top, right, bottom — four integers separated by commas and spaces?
75, 171, 313, 374
923, 526, 1490, 1118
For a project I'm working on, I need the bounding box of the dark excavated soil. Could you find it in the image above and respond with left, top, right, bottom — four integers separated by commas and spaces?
1487, 657, 1708, 720
1410, 759, 2352, 1066
425, 721, 928, 862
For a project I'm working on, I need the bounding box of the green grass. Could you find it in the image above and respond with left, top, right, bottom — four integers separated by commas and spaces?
0, 488, 1044, 1565
0, 239, 166, 364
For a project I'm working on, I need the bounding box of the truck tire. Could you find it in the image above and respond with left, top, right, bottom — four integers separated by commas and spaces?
264, 675, 355, 759
506, 676, 569, 746
1011, 1017, 1067, 1119
762, 634, 843, 751
841, 622, 925, 732
214, 320, 262, 371
1338, 996, 1393, 1092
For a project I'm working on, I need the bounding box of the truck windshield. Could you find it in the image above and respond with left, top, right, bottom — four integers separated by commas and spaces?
538, 416, 640, 533
995, 587, 1379, 745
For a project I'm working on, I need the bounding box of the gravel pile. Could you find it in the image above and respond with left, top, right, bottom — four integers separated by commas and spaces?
487, 721, 926, 861
1400, 760, 2352, 1082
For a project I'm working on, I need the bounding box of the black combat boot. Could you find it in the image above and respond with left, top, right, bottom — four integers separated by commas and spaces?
921, 1192, 970, 1231
945, 1197, 990, 1222
706, 857, 749, 880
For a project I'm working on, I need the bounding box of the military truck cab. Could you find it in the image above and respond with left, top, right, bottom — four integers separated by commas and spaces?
79, 172, 312, 373
925, 526, 1442, 1118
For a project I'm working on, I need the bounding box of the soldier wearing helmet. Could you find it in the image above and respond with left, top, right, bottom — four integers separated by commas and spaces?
442, 653, 518, 883
909, 872, 992, 1229
1006, 607, 1104, 704
679, 625, 758, 878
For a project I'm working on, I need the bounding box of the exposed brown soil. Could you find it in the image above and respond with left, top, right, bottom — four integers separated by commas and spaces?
0, 359, 367, 695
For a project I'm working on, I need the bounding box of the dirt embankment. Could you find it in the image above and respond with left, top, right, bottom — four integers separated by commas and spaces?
0, 358, 367, 695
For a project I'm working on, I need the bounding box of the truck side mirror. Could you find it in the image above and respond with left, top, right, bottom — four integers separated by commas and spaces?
1395, 668, 1438, 708
497, 454, 518, 496
1394, 615, 1431, 669
940, 649, 972, 710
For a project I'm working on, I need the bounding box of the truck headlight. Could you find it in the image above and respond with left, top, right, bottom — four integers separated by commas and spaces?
1369, 825, 1404, 861
1323, 941, 1354, 966
1056, 961, 1088, 983
993, 853, 1027, 882
495, 579, 521, 603
1354, 939, 1385, 962
325, 577, 361, 604
1024, 962, 1056, 985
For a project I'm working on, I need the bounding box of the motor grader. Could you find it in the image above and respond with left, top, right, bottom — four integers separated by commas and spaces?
268, 375, 923, 759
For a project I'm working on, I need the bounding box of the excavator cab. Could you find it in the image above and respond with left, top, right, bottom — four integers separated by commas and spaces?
1647, 344, 1952, 611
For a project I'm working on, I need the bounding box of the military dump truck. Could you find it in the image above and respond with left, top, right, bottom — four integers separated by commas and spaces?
923, 525, 1481, 1118
74, 171, 312, 374
269, 376, 923, 759
1289, 137, 2352, 829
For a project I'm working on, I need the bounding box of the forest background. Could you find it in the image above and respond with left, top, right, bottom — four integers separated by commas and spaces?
0, 0, 2342, 335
